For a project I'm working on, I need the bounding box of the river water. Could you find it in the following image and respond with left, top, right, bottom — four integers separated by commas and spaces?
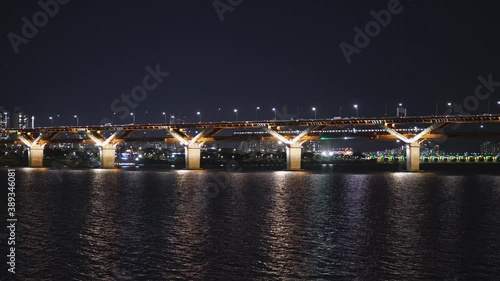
4, 168, 500, 280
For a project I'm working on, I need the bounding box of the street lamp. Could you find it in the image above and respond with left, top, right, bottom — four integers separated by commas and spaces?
353, 104, 358, 117
272, 107, 276, 120
49, 116, 53, 126
31, 116, 35, 129
130, 112, 135, 124
256, 106, 260, 120
197, 111, 201, 122
312, 107, 316, 119
447, 102, 452, 114
234, 109, 238, 121
162, 112, 167, 123
74, 115, 79, 126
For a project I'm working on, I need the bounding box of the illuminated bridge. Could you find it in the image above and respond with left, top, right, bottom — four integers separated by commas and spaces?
1, 115, 500, 171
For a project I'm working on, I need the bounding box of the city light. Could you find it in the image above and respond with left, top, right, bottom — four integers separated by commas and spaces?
353, 104, 358, 117
234, 109, 238, 121
312, 107, 316, 119
73, 115, 79, 126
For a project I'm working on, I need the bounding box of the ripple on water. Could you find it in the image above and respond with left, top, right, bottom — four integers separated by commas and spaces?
9, 168, 500, 280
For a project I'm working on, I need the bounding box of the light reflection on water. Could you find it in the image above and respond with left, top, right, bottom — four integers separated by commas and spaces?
7, 168, 500, 280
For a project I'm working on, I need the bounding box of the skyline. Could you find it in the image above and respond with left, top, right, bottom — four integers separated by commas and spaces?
2, 104, 500, 128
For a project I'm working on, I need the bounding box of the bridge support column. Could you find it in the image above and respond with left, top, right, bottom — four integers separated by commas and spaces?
28, 144, 44, 167
185, 143, 202, 169
406, 142, 420, 172
100, 144, 116, 168
286, 142, 302, 170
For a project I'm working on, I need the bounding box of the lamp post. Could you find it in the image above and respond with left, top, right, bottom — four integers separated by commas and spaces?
31, 116, 35, 129
353, 104, 358, 117
234, 109, 238, 121
49, 116, 53, 126
130, 112, 135, 124
162, 112, 167, 123
447, 102, 452, 114
74, 115, 79, 126
197, 111, 201, 123
217, 107, 221, 121
56, 114, 60, 126
272, 107, 276, 120
312, 107, 316, 119
256, 106, 260, 120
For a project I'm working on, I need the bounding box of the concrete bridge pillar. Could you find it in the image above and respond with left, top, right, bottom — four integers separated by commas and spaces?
406, 142, 420, 172
185, 142, 202, 169
100, 144, 116, 168
286, 142, 302, 170
29, 144, 44, 167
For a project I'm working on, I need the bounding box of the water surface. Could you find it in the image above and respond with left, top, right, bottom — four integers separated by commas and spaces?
5, 168, 500, 280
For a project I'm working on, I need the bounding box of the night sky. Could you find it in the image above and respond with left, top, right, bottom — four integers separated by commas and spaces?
1, 1, 500, 126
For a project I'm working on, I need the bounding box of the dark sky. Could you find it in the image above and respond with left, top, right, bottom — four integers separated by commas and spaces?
1, 0, 500, 126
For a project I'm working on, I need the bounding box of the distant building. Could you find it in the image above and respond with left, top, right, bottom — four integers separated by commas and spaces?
421, 140, 441, 156
303, 140, 321, 153
13, 107, 31, 129
0, 106, 9, 129
396, 104, 407, 117
480, 141, 500, 155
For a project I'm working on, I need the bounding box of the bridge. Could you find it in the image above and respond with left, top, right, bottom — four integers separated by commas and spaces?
1, 115, 499, 171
